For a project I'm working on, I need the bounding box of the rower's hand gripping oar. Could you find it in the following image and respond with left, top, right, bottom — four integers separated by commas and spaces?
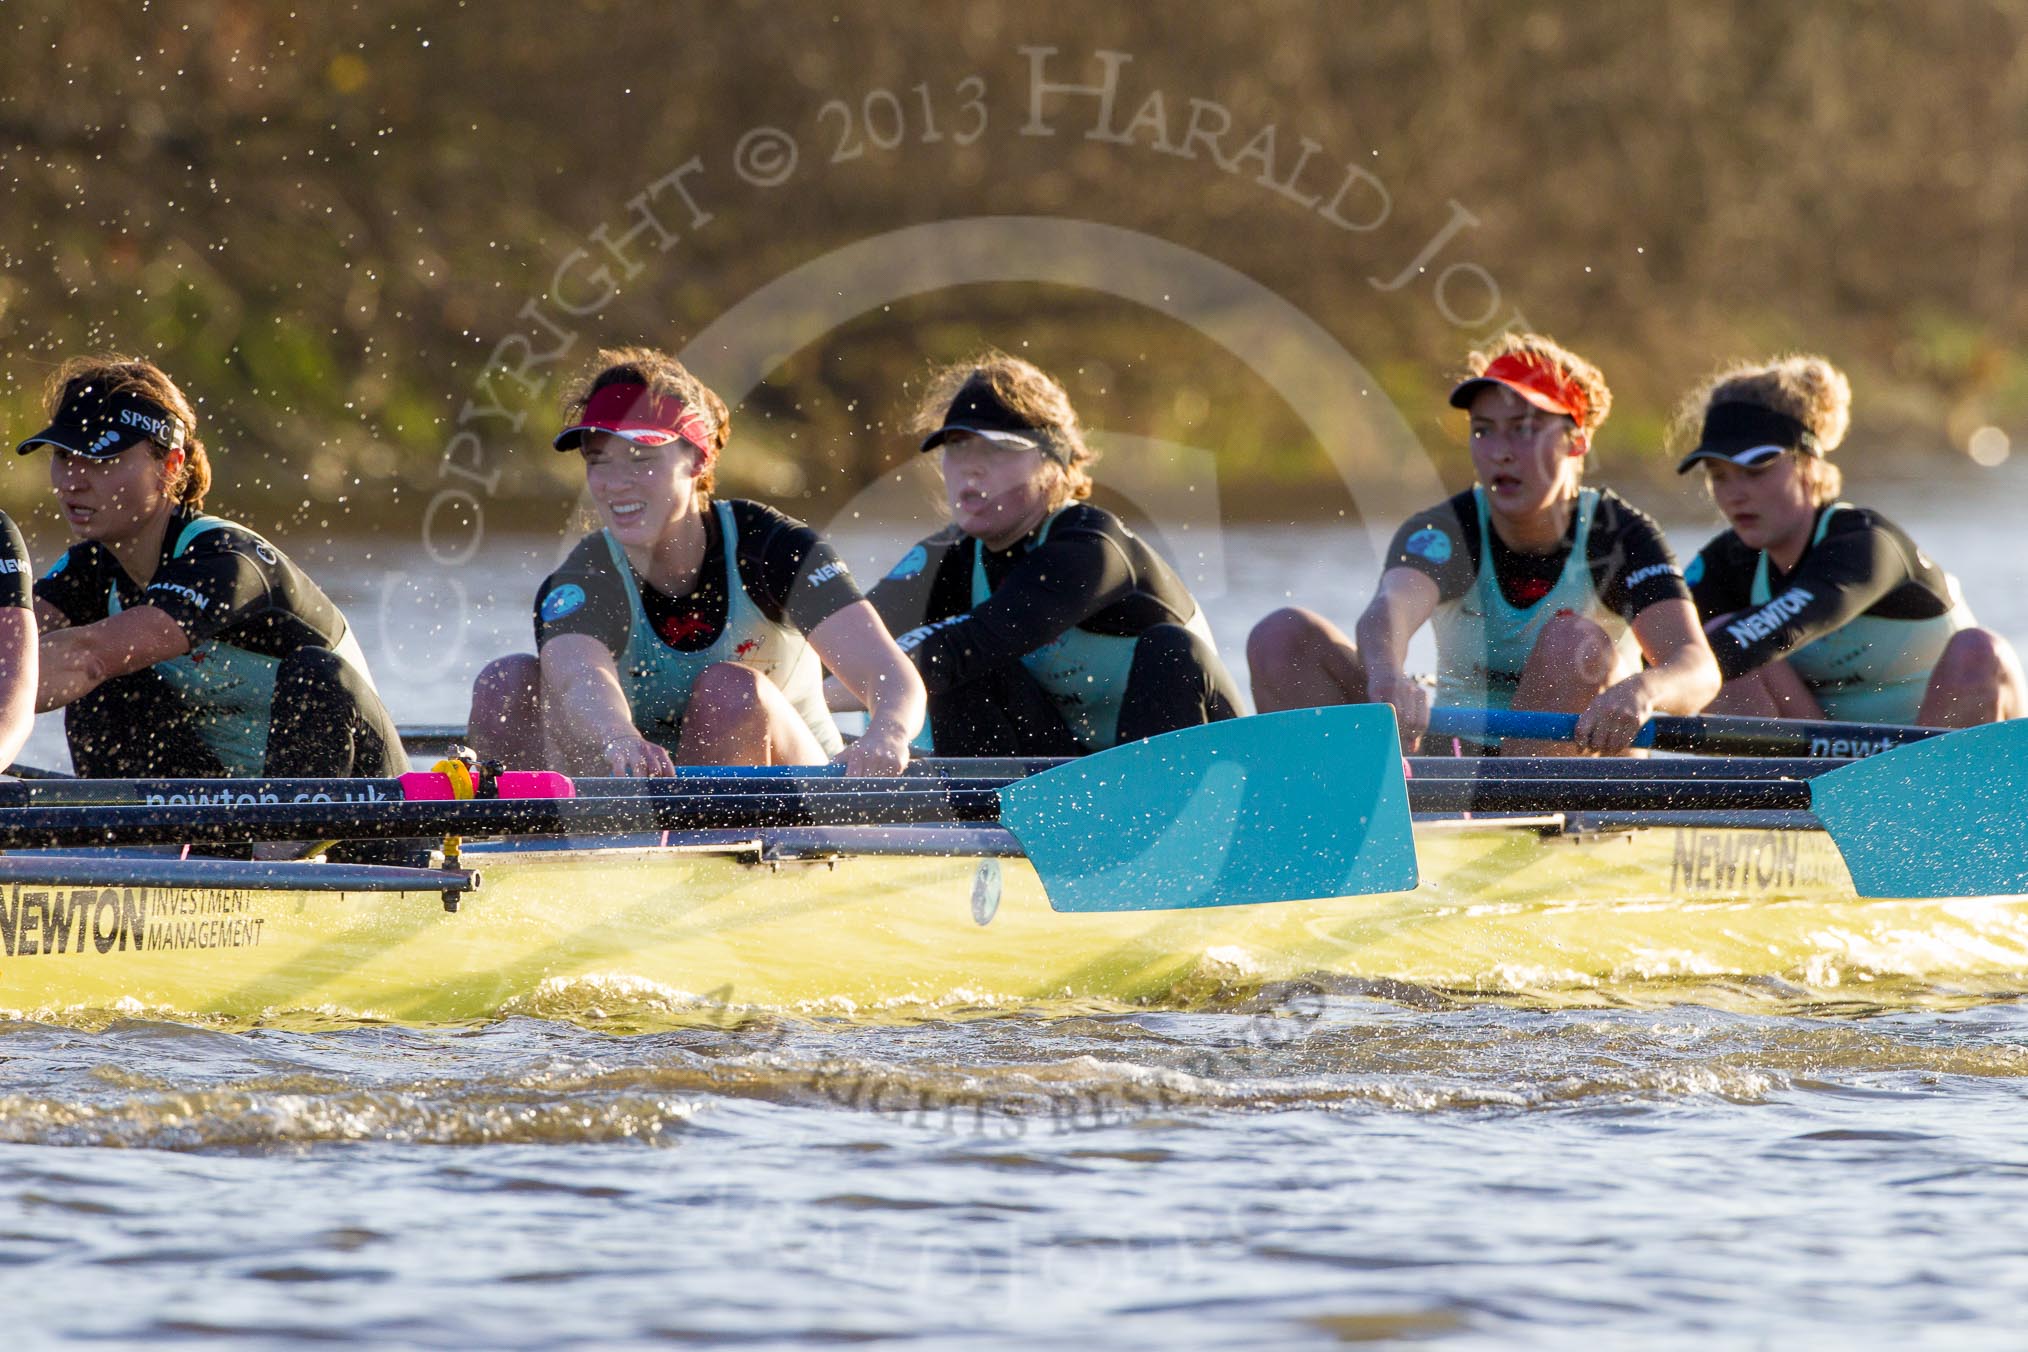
999, 705, 1418, 912
1426, 706, 1937, 758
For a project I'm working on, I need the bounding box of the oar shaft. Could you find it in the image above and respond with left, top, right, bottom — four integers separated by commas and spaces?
1646, 713, 1936, 757
0, 789, 1006, 849
0, 777, 1824, 850
1405, 777, 1814, 813
1425, 707, 1938, 757
0, 774, 1024, 809
0, 760, 1832, 814
0, 778, 414, 808
1403, 756, 1834, 781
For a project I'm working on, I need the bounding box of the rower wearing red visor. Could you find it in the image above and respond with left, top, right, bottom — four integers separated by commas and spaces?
466, 348, 923, 776
1247, 333, 1720, 755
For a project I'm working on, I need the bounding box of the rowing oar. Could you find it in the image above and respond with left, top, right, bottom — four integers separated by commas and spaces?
0, 772, 1047, 808
0, 753, 1840, 811
1434, 715, 2028, 897
14, 708, 1998, 900
0, 767, 578, 809
0, 757, 1838, 820
0, 791, 1007, 847
1425, 707, 1938, 758
0, 708, 1420, 914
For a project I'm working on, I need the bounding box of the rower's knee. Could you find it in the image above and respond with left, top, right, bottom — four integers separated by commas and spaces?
1247, 607, 1358, 709
1120, 623, 1243, 737
1936, 628, 2012, 688
1706, 673, 1779, 718
1530, 612, 1616, 687
468, 653, 541, 743
688, 661, 770, 727
1931, 628, 2027, 722
1246, 607, 1328, 674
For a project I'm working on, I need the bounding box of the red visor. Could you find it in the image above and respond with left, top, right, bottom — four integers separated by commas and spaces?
1448, 352, 1589, 425
553, 381, 716, 456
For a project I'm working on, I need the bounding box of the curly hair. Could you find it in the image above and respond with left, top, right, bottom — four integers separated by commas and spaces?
1460, 331, 1613, 440
1675, 354, 1851, 504
911, 352, 1096, 507
560, 346, 728, 498
43, 354, 212, 509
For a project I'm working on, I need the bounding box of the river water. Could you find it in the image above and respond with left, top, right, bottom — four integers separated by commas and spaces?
6, 465, 2028, 1348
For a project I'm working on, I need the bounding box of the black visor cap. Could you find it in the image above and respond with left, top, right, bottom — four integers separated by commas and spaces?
16, 383, 189, 459
1675, 402, 1817, 474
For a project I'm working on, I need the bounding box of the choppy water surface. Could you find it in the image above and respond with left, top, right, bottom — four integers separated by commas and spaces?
8, 494, 2028, 1347
7, 997, 2028, 1348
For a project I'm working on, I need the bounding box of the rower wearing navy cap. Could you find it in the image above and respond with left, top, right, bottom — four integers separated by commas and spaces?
21, 355, 404, 778
850, 352, 1241, 756
466, 347, 923, 776
1249, 332, 1722, 755
1676, 353, 2022, 725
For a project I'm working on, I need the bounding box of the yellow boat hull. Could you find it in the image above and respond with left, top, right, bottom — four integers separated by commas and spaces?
5, 819, 2028, 1025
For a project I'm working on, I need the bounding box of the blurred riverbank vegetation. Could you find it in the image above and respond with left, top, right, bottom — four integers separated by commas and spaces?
2, 0, 2024, 542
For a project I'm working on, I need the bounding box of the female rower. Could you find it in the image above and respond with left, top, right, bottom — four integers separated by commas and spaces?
467, 348, 923, 776
1676, 354, 2022, 725
22, 356, 404, 778
853, 353, 1241, 756
1248, 333, 1722, 754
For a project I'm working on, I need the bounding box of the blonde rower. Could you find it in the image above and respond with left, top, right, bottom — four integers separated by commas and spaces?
852, 354, 1240, 755
1677, 354, 2023, 726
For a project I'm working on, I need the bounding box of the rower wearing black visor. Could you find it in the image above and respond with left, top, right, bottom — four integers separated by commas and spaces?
21, 356, 405, 779
1676, 353, 2022, 726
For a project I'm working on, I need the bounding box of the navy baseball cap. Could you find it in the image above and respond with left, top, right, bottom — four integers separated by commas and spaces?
17, 381, 189, 459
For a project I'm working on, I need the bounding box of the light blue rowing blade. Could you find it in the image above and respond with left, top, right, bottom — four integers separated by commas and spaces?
1000, 705, 1418, 912
1812, 718, 2028, 898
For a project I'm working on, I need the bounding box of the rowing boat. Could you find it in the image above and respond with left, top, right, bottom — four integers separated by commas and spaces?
8, 707, 2027, 1026
5, 804, 2024, 1026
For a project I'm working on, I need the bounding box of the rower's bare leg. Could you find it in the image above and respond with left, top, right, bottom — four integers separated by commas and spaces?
467, 654, 546, 767
1703, 671, 1777, 716
541, 714, 622, 777
1508, 613, 1618, 757
1246, 607, 1367, 712
676, 662, 828, 766
1916, 627, 2026, 727
1701, 610, 1823, 718
1761, 661, 1824, 718
488, 657, 659, 775
1704, 660, 1822, 719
